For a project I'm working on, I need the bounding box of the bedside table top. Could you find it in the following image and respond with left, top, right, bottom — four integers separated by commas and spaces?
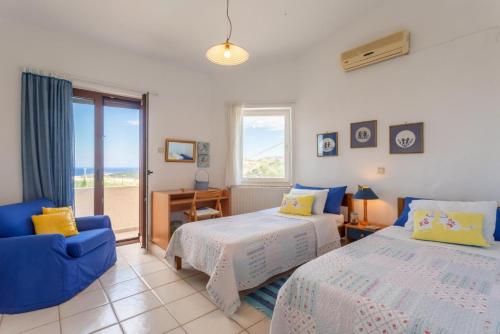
345, 223, 387, 232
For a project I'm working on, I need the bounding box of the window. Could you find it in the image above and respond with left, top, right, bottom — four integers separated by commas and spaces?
240, 106, 292, 185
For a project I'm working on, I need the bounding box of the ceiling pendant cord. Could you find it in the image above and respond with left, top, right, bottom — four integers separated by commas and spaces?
226, 0, 232, 43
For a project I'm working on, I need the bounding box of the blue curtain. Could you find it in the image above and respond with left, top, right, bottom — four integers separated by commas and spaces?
21, 72, 74, 207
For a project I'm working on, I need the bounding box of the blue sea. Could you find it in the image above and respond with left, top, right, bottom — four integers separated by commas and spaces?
74, 167, 139, 176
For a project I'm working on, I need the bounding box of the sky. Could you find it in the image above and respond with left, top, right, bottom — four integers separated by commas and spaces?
73, 103, 140, 168
242, 115, 285, 160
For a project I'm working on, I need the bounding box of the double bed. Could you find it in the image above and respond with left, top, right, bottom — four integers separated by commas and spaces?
165, 193, 352, 314
271, 199, 500, 334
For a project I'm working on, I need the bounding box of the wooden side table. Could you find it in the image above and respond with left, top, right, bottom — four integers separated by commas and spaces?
344, 223, 386, 243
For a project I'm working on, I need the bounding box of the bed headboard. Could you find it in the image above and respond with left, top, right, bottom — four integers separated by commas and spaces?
342, 193, 353, 223
397, 197, 406, 217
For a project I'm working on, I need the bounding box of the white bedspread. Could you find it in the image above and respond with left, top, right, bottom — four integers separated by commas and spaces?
271, 226, 500, 334
165, 208, 342, 314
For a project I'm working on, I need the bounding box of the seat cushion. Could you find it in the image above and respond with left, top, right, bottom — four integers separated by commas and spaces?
0, 199, 55, 237
66, 228, 113, 258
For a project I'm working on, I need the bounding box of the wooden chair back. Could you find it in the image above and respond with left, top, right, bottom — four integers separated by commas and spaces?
187, 189, 223, 222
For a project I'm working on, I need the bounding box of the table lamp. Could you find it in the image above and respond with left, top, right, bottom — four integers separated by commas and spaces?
353, 185, 378, 224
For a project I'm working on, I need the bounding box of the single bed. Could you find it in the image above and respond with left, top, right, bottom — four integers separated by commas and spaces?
165, 193, 352, 314
271, 199, 500, 334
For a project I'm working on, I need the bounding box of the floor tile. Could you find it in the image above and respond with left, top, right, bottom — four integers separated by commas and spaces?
100, 267, 138, 287
80, 279, 102, 295
247, 319, 270, 334
166, 293, 217, 325
152, 280, 196, 304
230, 303, 266, 329
21, 321, 61, 334
120, 307, 178, 334
166, 328, 186, 334
112, 291, 161, 321
140, 269, 181, 289
0, 306, 58, 334
182, 310, 243, 334
184, 274, 209, 292
132, 260, 167, 276
93, 324, 123, 334
105, 278, 148, 302
124, 253, 159, 266
60, 289, 108, 318
60, 304, 117, 334
172, 266, 200, 279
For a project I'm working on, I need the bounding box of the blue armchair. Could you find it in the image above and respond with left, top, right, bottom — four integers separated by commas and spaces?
0, 199, 116, 314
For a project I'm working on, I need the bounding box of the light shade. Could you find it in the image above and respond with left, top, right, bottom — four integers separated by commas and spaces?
353, 186, 379, 200
206, 42, 249, 66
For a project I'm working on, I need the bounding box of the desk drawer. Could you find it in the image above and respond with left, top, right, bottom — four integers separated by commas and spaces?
346, 227, 373, 241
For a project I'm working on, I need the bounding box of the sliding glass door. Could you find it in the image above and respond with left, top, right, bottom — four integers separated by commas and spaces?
73, 89, 147, 244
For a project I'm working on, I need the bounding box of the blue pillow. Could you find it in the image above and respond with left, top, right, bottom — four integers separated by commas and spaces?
294, 183, 347, 214
393, 197, 422, 227
0, 198, 55, 237
495, 207, 500, 241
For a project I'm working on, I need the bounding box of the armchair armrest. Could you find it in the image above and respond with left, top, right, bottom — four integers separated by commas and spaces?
76, 215, 112, 231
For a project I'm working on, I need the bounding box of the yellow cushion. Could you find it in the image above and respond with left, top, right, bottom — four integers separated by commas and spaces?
412, 210, 489, 247
32, 212, 79, 237
279, 194, 315, 216
43, 207, 77, 229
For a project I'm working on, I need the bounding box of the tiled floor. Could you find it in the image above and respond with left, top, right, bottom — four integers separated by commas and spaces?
0, 243, 270, 334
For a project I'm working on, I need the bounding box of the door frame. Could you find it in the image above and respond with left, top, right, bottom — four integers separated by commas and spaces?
72, 88, 147, 245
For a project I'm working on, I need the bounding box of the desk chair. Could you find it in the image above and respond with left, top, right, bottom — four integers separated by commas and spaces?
184, 189, 223, 222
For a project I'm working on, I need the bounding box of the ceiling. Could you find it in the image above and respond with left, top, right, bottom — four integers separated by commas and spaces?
0, 0, 383, 71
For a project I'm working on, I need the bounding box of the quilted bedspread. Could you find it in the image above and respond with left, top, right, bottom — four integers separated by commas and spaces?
271, 226, 500, 334
165, 208, 341, 314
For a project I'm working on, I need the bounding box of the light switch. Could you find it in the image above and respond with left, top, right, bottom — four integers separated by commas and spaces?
377, 167, 385, 175
157, 147, 164, 154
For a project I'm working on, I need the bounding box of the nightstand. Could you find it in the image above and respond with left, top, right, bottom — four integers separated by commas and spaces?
344, 223, 386, 243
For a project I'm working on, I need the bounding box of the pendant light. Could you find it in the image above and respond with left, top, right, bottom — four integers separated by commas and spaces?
206, 0, 249, 66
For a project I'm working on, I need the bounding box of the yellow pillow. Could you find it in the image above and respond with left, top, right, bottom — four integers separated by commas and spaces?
43, 207, 77, 229
412, 210, 488, 247
32, 212, 79, 237
279, 194, 315, 216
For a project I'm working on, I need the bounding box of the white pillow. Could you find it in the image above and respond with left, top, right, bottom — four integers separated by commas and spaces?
289, 188, 328, 215
404, 200, 498, 243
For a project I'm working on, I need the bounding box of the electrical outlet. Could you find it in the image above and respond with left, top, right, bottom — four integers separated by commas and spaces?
377, 167, 385, 175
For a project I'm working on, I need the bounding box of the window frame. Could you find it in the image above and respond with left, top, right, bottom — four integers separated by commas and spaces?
239, 105, 293, 186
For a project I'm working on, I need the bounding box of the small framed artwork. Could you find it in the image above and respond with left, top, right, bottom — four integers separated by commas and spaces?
389, 122, 424, 154
165, 139, 196, 162
317, 132, 338, 157
351, 120, 377, 148
197, 142, 210, 168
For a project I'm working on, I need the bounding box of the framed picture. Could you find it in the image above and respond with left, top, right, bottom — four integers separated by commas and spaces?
317, 132, 338, 157
197, 142, 210, 168
165, 139, 196, 162
389, 122, 424, 154
351, 120, 377, 148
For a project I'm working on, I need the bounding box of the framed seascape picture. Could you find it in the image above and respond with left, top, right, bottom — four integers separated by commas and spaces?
351, 120, 377, 148
197, 142, 210, 168
317, 132, 338, 157
165, 139, 196, 162
389, 122, 424, 154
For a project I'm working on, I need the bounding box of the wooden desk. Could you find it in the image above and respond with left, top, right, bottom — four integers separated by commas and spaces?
151, 188, 231, 248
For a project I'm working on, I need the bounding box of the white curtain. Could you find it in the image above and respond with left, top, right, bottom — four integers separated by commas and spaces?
225, 104, 243, 186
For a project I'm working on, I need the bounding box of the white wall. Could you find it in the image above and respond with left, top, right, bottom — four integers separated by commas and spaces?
0, 19, 225, 205
215, 0, 500, 224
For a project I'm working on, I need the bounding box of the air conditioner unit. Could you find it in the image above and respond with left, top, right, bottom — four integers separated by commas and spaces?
341, 30, 410, 71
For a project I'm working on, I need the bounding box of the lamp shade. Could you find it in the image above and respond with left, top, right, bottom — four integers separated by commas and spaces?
353, 186, 378, 200
206, 42, 249, 66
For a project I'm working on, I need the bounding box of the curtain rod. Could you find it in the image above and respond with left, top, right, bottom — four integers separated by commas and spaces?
21, 66, 159, 97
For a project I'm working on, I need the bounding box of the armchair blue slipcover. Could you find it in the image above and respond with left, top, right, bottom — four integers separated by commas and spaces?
0, 199, 116, 314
